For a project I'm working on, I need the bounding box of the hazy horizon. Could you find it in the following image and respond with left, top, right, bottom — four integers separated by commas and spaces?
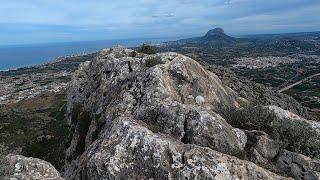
1, 28, 320, 47
0, 36, 180, 47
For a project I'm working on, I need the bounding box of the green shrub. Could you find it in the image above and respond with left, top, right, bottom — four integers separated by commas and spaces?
138, 44, 157, 55
217, 105, 275, 133
271, 118, 320, 159
145, 56, 163, 67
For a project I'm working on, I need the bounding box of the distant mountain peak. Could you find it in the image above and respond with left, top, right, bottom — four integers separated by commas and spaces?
202, 27, 236, 43
169, 27, 236, 45
205, 28, 225, 37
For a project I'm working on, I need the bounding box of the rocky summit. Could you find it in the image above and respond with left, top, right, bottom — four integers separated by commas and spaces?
204, 28, 226, 38
5, 46, 320, 179
202, 28, 236, 43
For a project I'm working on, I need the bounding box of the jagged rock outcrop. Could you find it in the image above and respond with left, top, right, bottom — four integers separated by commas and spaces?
4, 154, 63, 179
64, 116, 284, 179
63, 46, 320, 179
66, 46, 246, 157
63, 46, 286, 179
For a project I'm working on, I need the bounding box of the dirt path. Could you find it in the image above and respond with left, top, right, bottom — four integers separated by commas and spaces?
277, 72, 320, 93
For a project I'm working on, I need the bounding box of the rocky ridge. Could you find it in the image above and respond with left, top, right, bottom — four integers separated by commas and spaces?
63, 46, 282, 179
4, 46, 320, 179
63, 46, 320, 179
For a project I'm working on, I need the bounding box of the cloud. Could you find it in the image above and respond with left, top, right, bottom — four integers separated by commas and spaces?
0, 0, 319, 44
224, 0, 250, 5
152, 14, 174, 18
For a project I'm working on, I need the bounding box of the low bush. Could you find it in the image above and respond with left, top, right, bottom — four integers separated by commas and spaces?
138, 44, 157, 55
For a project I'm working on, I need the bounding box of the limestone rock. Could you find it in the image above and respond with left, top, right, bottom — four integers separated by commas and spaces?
276, 150, 320, 180
246, 130, 279, 160
64, 117, 284, 179
268, 105, 320, 134
4, 154, 63, 180
66, 48, 245, 159
63, 47, 289, 179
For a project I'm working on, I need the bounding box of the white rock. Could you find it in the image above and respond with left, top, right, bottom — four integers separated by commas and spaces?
195, 95, 205, 105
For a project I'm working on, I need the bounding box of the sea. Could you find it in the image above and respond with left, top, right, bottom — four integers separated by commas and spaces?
0, 37, 173, 71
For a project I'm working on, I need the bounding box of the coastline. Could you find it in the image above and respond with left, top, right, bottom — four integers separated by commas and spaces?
0, 37, 171, 72
0, 51, 96, 72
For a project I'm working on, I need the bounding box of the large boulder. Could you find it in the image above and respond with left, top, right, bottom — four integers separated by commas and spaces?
276, 150, 320, 180
245, 130, 280, 162
4, 154, 63, 180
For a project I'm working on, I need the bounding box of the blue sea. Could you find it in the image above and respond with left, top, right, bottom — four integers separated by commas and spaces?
0, 38, 172, 70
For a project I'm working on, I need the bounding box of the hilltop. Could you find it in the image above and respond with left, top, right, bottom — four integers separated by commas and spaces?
202, 28, 236, 42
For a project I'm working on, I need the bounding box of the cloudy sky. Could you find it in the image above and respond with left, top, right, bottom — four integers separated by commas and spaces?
0, 0, 319, 45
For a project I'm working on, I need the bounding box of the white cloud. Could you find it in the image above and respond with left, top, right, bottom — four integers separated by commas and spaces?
0, 0, 319, 44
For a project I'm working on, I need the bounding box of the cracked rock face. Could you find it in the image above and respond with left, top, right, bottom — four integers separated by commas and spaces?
65, 117, 283, 179
62, 46, 286, 179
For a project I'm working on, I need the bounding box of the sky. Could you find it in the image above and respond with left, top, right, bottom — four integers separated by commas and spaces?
0, 0, 320, 45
